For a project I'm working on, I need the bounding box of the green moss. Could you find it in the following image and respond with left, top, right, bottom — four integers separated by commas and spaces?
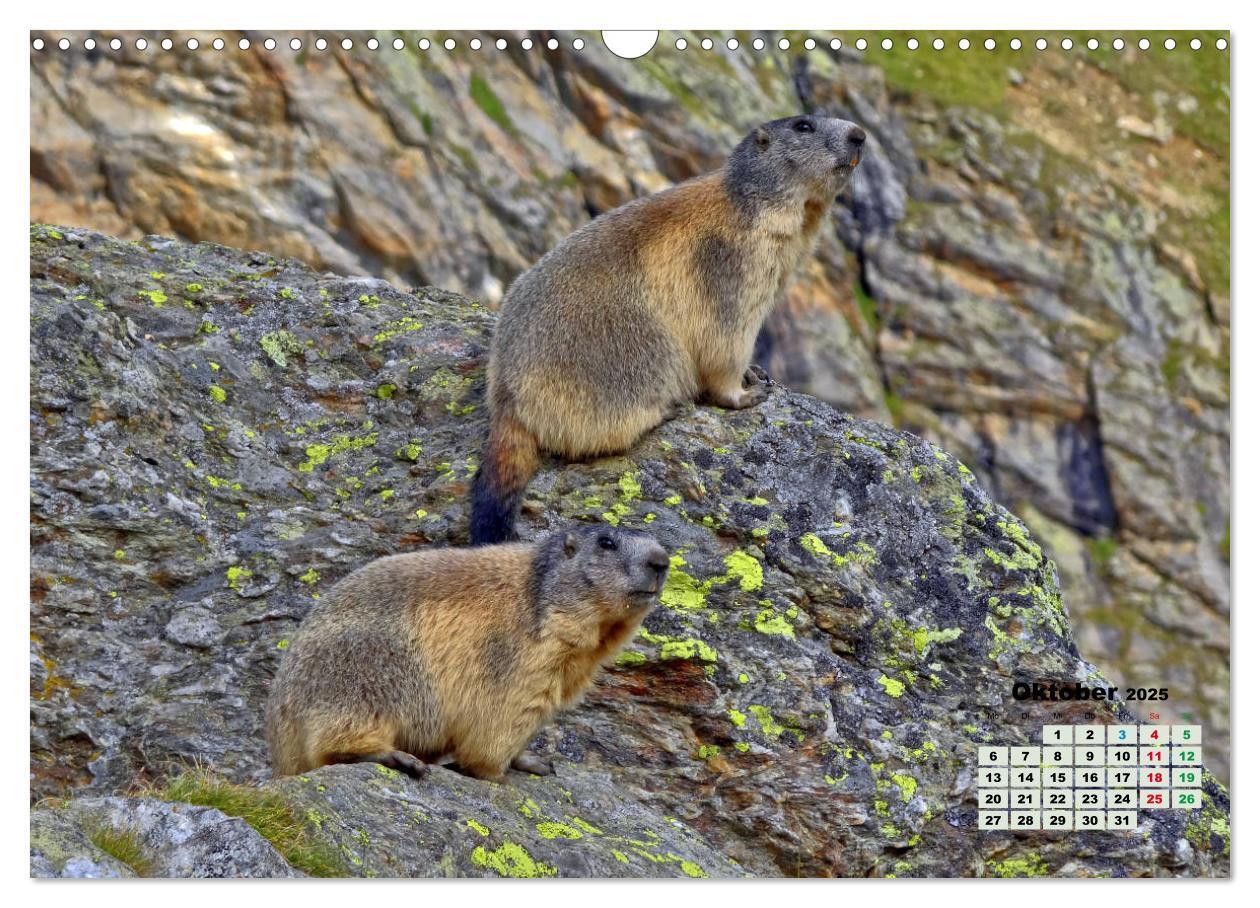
86, 823, 155, 876
376, 383, 397, 400
470, 841, 556, 878
469, 74, 514, 132
155, 771, 342, 877
696, 744, 721, 760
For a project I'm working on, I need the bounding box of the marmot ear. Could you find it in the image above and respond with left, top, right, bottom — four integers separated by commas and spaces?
563, 533, 578, 557
754, 126, 771, 148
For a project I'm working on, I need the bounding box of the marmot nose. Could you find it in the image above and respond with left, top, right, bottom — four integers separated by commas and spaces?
645, 546, 670, 575
848, 127, 867, 147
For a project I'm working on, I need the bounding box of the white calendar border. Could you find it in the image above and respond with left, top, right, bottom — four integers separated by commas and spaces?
6, 0, 1249, 900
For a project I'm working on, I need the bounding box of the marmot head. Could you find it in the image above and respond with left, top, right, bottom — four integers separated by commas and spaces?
532, 525, 670, 625
727, 114, 867, 204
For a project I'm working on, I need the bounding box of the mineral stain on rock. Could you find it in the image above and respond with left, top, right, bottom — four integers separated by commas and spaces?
29, 227, 1228, 877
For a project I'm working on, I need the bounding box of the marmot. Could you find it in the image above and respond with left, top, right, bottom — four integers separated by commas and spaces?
265, 525, 669, 782
470, 114, 866, 543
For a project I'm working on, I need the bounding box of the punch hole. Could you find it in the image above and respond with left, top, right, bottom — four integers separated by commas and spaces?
1112, 38, 1125, 50
984, 38, 996, 50
829, 38, 841, 50
84, 38, 97, 50
521, 38, 534, 50
111, 38, 122, 50
315, 38, 327, 51
777, 38, 790, 50
1087, 38, 1098, 50
1190, 38, 1202, 50
1216, 38, 1227, 50
186, 38, 199, 50
880, 38, 892, 50
907, 38, 919, 50
701, 37, 713, 50
392, 38, 404, 50
602, 31, 658, 59
676, 38, 688, 50
932, 38, 944, 50
856, 38, 868, 50
1138, 38, 1150, 50
263, 38, 276, 50
367, 38, 379, 50
496, 38, 507, 50
213, 38, 225, 50
727, 38, 740, 50
1164, 38, 1176, 50
1010, 38, 1022, 50
444, 38, 456, 50
32, 37, 44, 50
161, 38, 173, 50
1035, 38, 1047, 50
804, 38, 816, 50
1061, 38, 1073, 50
572, 38, 585, 50
958, 38, 969, 50
418, 38, 431, 50
343, 38, 355, 50
470, 38, 482, 50
290, 38, 302, 51
752, 38, 765, 51
547, 38, 559, 50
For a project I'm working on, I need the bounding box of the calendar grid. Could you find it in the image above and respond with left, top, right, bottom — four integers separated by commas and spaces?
977, 724, 1202, 830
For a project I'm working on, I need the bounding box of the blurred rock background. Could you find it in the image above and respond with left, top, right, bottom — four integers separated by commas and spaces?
29, 30, 1230, 777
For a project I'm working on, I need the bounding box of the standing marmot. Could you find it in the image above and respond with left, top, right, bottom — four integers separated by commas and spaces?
470, 115, 866, 543
265, 525, 669, 782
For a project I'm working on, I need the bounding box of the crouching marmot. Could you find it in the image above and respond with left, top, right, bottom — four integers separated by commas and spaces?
265, 525, 669, 782
470, 114, 867, 543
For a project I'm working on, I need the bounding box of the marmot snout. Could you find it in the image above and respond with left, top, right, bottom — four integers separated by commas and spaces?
265, 525, 668, 782
470, 115, 866, 544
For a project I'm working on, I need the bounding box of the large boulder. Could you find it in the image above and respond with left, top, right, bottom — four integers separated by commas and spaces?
29, 226, 1229, 876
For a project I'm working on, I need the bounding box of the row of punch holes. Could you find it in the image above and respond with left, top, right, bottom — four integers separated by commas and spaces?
31, 34, 1229, 54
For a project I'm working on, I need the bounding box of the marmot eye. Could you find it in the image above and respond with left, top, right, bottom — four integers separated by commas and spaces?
598, 535, 618, 551
794, 120, 814, 133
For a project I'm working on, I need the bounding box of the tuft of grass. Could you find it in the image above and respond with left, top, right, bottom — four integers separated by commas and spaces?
151, 770, 343, 877
87, 823, 156, 877
469, 74, 514, 133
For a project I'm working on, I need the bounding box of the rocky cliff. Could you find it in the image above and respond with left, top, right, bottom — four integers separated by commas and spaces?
30, 227, 1229, 877
29, 31, 1232, 776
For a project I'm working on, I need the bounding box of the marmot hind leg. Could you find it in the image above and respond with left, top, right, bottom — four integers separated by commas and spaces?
326, 749, 430, 779
703, 364, 771, 409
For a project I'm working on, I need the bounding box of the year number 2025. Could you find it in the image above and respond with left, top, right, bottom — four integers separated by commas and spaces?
1125, 688, 1169, 700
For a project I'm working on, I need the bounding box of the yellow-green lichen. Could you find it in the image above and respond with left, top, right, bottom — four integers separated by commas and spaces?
465, 819, 490, 837
877, 674, 906, 698
987, 854, 1050, 878
207, 385, 227, 403
470, 842, 556, 878
536, 821, 583, 840
298, 432, 378, 473
226, 565, 253, 591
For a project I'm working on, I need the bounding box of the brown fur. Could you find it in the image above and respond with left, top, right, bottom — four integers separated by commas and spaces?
265, 526, 668, 782
471, 115, 866, 543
